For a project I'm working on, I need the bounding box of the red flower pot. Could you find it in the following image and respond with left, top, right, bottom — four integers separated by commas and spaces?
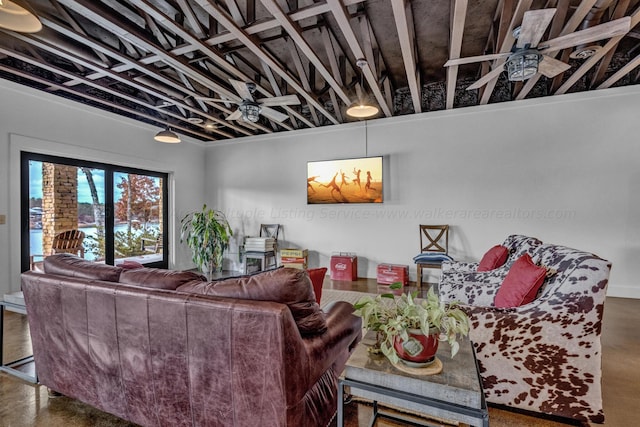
393, 329, 439, 367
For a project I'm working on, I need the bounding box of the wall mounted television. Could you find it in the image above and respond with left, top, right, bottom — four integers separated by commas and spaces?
307, 156, 383, 204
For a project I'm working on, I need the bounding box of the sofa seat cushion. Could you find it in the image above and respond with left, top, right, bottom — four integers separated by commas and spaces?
119, 268, 206, 290
44, 253, 123, 282
494, 254, 546, 308
413, 253, 453, 264
177, 267, 327, 335
478, 245, 509, 271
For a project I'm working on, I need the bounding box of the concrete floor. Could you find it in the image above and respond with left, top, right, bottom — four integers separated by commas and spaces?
2, 278, 639, 426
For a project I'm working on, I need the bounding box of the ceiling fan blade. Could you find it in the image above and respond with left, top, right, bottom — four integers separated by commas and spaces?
194, 96, 238, 104
225, 109, 243, 121
466, 66, 505, 90
516, 8, 556, 49
260, 106, 289, 123
539, 16, 631, 54
537, 55, 571, 78
229, 79, 253, 101
256, 94, 300, 107
445, 53, 509, 67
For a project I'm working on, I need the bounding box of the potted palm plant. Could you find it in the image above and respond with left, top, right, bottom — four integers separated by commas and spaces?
353, 284, 470, 366
180, 205, 232, 278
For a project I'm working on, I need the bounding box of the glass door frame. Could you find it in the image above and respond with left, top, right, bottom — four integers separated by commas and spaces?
20, 151, 169, 271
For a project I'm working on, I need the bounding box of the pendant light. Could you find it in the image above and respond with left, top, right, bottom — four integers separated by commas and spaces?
0, 0, 42, 33
154, 127, 181, 143
346, 59, 379, 119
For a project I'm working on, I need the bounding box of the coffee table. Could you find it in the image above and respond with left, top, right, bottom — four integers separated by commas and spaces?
338, 332, 488, 426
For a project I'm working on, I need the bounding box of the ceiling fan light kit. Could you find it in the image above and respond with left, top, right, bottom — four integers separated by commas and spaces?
239, 102, 262, 123
506, 49, 542, 81
0, 0, 41, 33
154, 127, 181, 143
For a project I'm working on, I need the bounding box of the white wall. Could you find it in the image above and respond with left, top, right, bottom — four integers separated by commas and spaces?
205, 85, 640, 298
0, 79, 206, 295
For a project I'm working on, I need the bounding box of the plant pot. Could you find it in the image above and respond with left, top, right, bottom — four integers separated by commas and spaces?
393, 328, 439, 367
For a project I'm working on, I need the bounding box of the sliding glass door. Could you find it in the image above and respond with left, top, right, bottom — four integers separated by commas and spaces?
21, 152, 168, 271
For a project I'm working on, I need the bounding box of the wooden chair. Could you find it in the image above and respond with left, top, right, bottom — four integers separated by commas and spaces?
141, 234, 163, 253
30, 229, 86, 270
244, 224, 281, 274
415, 225, 450, 289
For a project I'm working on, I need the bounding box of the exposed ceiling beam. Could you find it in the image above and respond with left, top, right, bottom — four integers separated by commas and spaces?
38, 15, 254, 137
288, 39, 321, 125
554, 9, 640, 94
445, 0, 468, 110
127, 0, 293, 131
391, 0, 422, 113
119, 0, 367, 75
0, 43, 218, 141
260, 0, 351, 106
597, 52, 640, 88
193, 0, 340, 125
591, 0, 632, 87
176, 0, 206, 37
326, 0, 392, 117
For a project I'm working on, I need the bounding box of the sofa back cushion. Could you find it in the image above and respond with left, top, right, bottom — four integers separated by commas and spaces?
494, 254, 546, 308
44, 253, 122, 282
177, 267, 327, 335
501, 235, 543, 265
478, 245, 509, 271
120, 268, 206, 290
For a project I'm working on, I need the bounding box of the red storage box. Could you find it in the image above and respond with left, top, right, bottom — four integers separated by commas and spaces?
330, 253, 358, 281
377, 263, 409, 285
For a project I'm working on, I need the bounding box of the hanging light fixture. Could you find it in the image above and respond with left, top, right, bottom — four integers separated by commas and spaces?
0, 0, 42, 33
154, 126, 181, 143
346, 59, 379, 119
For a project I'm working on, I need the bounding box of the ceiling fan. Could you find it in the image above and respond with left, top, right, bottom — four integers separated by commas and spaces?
444, 9, 631, 90
195, 79, 300, 123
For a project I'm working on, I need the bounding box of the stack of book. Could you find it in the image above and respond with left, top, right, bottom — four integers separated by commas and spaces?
280, 248, 308, 270
244, 237, 276, 252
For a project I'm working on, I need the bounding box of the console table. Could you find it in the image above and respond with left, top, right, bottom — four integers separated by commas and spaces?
1, 292, 37, 383
338, 332, 488, 426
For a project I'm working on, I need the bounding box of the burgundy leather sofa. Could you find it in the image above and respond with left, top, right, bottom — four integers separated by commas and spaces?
21, 254, 362, 427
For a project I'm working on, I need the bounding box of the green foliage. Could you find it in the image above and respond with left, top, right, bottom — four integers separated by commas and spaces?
85, 226, 159, 260
180, 205, 232, 277
353, 284, 470, 364
114, 229, 159, 258
84, 225, 105, 260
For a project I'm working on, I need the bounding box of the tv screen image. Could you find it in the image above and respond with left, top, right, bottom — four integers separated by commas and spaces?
307, 156, 383, 204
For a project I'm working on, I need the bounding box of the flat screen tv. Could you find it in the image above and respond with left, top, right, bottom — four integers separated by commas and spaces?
307, 156, 383, 204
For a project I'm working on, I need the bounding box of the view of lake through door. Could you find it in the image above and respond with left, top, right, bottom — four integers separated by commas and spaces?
21, 152, 168, 271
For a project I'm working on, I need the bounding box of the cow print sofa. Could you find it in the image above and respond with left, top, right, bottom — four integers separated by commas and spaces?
438, 235, 611, 424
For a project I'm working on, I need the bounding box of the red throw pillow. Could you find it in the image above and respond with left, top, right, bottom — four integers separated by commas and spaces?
119, 260, 145, 270
494, 254, 546, 308
307, 267, 327, 304
477, 245, 509, 271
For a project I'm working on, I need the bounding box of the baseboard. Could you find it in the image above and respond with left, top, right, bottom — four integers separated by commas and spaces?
606, 285, 640, 299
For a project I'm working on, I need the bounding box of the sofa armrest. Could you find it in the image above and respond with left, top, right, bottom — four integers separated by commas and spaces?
303, 301, 362, 386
